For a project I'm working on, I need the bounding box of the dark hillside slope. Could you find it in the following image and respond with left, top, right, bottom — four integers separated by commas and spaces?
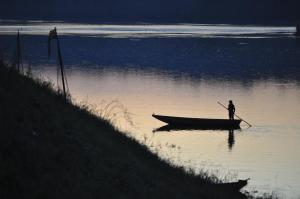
0, 64, 247, 198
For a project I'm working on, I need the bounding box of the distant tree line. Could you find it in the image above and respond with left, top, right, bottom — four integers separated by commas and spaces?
0, 0, 299, 24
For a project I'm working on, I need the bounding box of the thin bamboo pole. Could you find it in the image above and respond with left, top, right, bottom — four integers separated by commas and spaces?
217, 101, 252, 127
55, 32, 67, 99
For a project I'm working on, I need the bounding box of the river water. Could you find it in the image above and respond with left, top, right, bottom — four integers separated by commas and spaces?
1, 21, 300, 198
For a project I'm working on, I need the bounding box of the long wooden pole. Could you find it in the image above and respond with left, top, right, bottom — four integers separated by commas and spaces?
17, 30, 20, 72
55, 29, 67, 99
217, 101, 252, 127
17, 30, 24, 73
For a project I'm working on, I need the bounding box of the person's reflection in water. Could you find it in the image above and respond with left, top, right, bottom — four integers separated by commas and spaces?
228, 129, 235, 150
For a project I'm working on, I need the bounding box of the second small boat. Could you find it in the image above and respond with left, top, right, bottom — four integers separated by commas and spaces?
152, 114, 241, 130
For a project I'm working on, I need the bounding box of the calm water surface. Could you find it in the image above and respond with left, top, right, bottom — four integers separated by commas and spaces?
37, 67, 300, 198
1, 21, 300, 198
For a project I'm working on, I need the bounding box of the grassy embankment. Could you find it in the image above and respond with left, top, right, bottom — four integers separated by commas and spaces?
0, 62, 249, 199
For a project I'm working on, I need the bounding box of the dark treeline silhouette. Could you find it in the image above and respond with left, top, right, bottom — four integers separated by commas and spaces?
0, 0, 300, 24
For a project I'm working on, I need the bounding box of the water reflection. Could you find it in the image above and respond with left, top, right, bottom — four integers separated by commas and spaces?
228, 129, 235, 150
0, 21, 295, 38
153, 125, 240, 132
153, 126, 238, 151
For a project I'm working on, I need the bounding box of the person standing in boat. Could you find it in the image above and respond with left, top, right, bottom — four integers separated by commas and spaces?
228, 100, 235, 120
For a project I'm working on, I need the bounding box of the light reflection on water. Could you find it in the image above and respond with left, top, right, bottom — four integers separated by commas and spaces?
0, 20, 296, 38
32, 65, 300, 198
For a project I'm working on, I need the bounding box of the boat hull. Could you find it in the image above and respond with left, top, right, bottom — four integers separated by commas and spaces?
152, 114, 241, 129
216, 179, 249, 191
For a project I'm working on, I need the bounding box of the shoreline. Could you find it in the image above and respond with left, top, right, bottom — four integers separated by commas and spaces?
0, 62, 264, 198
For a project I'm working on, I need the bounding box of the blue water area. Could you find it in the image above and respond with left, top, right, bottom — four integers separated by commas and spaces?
1, 34, 300, 83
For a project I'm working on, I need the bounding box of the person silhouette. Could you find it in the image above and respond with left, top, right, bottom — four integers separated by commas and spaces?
228, 100, 235, 120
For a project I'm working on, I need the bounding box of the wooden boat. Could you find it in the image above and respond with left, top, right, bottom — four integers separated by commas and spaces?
216, 179, 249, 191
152, 114, 241, 129
200, 179, 249, 197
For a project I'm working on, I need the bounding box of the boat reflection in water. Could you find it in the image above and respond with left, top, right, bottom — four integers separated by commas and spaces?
153, 124, 241, 132
153, 125, 239, 150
